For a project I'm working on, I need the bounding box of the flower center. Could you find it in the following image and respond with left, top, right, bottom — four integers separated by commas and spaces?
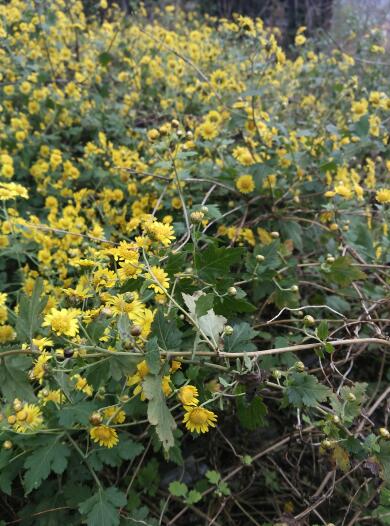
190, 408, 207, 425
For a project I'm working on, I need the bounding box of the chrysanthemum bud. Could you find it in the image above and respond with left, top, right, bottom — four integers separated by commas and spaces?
7, 415, 16, 425
273, 369, 282, 379
304, 315, 315, 326
190, 211, 204, 223
290, 285, 299, 292
130, 325, 142, 337
295, 361, 305, 372
3, 440, 13, 450
321, 439, 332, 449
13, 400, 22, 412
379, 427, 390, 439
270, 231, 279, 238
256, 254, 265, 262
200, 206, 209, 214
347, 393, 356, 402
326, 255, 335, 263
89, 412, 103, 426
224, 325, 234, 335
171, 119, 180, 128
228, 286, 237, 296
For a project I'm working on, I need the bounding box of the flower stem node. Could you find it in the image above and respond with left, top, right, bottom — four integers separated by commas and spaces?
227, 286, 237, 296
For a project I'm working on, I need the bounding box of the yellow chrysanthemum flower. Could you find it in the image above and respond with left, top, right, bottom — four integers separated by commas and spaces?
145, 266, 170, 294
236, 174, 255, 194
43, 308, 79, 337
103, 406, 126, 424
183, 406, 217, 433
30, 352, 51, 383
13, 404, 43, 433
178, 385, 199, 406
90, 425, 119, 448
376, 188, 390, 204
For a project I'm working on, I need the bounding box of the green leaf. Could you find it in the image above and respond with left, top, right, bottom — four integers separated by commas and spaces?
224, 322, 257, 353
168, 481, 188, 498
117, 314, 132, 340
79, 487, 126, 526
151, 309, 182, 352
142, 375, 176, 450
98, 52, 113, 66
23, 438, 71, 494
322, 256, 366, 287
195, 293, 214, 317
15, 278, 47, 341
186, 489, 202, 505
236, 389, 268, 430
286, 372, 331, 407
198, 309, 227, 346
145, 337, 161, 374
58, 401, 99, 427
206, 470, 221, 484
316, 321, 328, 341
0, 357, 35, 402
195, 245, 244, 281
86, 318, 111, 344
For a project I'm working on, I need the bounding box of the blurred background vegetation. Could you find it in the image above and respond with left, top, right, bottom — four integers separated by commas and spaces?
88, 0, 390, 47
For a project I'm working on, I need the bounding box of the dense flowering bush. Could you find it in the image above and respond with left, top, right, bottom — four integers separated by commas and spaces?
0, 1, 389, 524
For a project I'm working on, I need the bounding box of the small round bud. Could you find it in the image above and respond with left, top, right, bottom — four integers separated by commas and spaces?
270, 231, 279, 239
147, 129, 160, 141
256, 254, 265, 262
321, 439, 332, 449
101, 307, 112, 317
304, 315, 315, 326
228, 200, 235, 208
119, 394, 130, 403
41, 388, 49, 397
296, 310, 304, 317
13, 401, 22, 412
185, 267, 193, 274
186, 131, 193, 139
224, 325, 234, 336
89, 412, 103, 426
171, 119, 180, 128
228, 287, 237, 296
290, 285, 299, 292
16, 410, 27, 421
326, 255, 335, 263
273, 369, 282, 379
347, 393, 356, 402
379, 427, 390, 439
63, 348, 74, 359
200, 206, 209, 214
190, 211, 204, 223
343, 225, 349, 232
179, 314, 185, 320
295, 361, 305, 372
176, 130, 183, 137
130, 325, 142, 337
7, 415, 16, 425
332, 415, 340, 424
3, 440, 13, 450
124, 292, 135, 302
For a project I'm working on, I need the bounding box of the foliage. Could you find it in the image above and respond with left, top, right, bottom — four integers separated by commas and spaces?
0, 1, 389, 524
